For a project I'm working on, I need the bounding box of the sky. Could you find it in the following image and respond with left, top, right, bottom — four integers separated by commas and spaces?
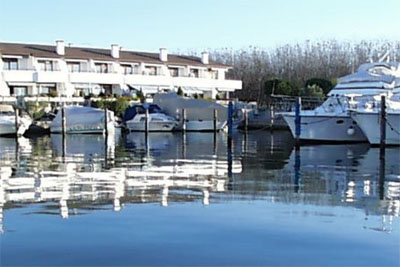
0, 0, 399, 53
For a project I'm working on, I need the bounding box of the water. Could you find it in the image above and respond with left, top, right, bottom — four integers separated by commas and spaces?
0, 131, 399, 266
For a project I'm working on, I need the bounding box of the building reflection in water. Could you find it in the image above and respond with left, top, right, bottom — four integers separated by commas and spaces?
0, 132, 242, 232
0, 130, 399, 234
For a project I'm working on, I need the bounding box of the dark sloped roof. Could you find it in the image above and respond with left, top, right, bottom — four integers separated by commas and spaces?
0, 42, 229, 68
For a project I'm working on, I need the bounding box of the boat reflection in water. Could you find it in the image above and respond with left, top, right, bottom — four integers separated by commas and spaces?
0, 131, 399, 235
0, 132, 242, 232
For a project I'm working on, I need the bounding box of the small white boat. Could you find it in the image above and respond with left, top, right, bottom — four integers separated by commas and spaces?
123, 104, 177, 132
282, 61, 400, 142
0, 104, 32, 136
50, 106, 115, 134
350, 93, 400, 145
153, 93, 227, 131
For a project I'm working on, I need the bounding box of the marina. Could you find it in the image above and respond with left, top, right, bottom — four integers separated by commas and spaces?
1, 3, 400, 264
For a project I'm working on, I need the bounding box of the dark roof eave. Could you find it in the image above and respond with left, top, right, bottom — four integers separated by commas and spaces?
0, 41, 232, 68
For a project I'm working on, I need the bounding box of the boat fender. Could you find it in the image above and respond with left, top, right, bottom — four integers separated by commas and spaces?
347, 126, 355, 136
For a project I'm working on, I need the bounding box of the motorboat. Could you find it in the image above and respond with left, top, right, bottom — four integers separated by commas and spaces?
122, 104, 177, 132
0, 104, 32, 136
282, 61, 400, 142
350, 91, 400, 145
153, 93, 227, 131
50, 106, 115, 134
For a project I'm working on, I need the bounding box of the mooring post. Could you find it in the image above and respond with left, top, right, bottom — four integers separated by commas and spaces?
228, 101, 233, 140
182, 108, 186, 132
380, 95, 386, 149
145, 107, 149, 134
61, 104, 66, 136
270, 104, 274, 130
14, 107, 19, 137
213, 109, 218, 132
104, 108, 108, 137
244, 109, 248, 132
295, 97, 302, 146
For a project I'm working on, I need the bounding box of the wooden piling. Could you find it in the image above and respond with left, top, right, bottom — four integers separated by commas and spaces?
104, 108, 108, 137
244, 109, 248, 132
227, 101, 233, 139
14, 107, 19, 137
213, 109, 218, 132
182, 109, 186, 132
380, 95, 386, 149
145, 107, 149, 133
61, 105, 66, 135
270, 104, 274, 129
295, 97, 302, 146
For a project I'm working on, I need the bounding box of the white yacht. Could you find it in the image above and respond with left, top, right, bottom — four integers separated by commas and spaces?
122, 104, 177, 132
0, 104, 31, 136
350, 92, 400, 145
153, 93, 227, 131
282, 61, 400, 142
50, 106, 115, 134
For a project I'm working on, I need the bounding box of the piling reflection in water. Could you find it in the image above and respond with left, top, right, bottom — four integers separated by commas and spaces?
0, 131, 399, 234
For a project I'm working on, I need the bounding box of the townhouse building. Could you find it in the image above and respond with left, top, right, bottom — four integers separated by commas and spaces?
0, 40, 242, 99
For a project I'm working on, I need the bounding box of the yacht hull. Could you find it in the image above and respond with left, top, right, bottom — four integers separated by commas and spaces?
175, 120, 226, 131
283, 114, 367, 142
350, 112, 400, 145
126, 121, 176, 132
0, 116, 31, 136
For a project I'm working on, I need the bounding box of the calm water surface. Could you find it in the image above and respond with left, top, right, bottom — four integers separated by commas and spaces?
0, 131, 399, 266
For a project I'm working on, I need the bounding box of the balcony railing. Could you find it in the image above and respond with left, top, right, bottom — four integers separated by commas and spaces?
3, 67, 36, 71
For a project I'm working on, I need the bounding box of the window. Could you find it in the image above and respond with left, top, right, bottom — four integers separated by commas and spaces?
121, 64, 133, 75
210, 70, 218, 79
3, 58, 18, 70
38, 60, 55, 71
100, 84, 112, 95
10, 86, 27, 96
38, 85, 57, 96
145, 66, 157, 76
67, 62, 81, 72
169, 67, 179, 77
95, 63, 109, 73
189, 68, 199, 78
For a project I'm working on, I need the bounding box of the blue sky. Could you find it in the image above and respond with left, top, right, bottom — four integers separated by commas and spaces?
1, 0, 399, 52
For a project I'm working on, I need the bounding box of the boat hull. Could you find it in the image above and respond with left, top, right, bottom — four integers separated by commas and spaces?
350, 111, 400, 145
50, 122, 115, 134
283, 114, 367, 142
0, 116, 31, 136
175, 120, 226, 131
126, 121, 176, 132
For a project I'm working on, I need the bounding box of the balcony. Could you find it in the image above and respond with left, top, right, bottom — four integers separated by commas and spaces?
124, 73, 171, 86
2, 68, 36, 83
35, 70, 67, 83
69, 70, 122, 84
172, 77, 242, 90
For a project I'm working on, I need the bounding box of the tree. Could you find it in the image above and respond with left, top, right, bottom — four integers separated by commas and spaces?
264, 79, 296, 96
299, 84, 325, 97
305, 78, 334, 95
